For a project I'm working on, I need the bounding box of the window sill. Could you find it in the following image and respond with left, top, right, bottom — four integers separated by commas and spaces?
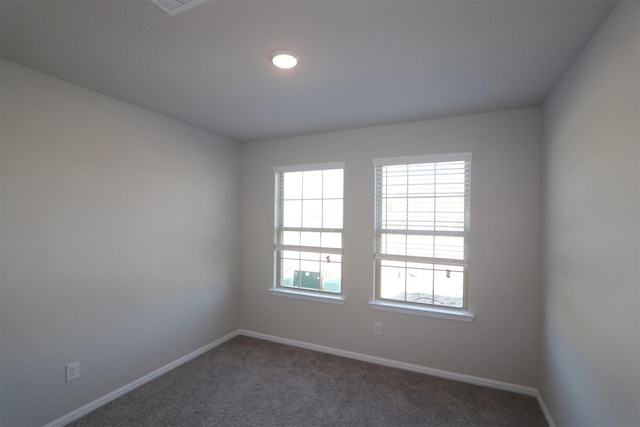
269, 288, 346, 305
368, 300, 474, 322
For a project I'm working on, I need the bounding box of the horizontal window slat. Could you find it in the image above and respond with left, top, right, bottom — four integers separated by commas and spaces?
278, 227, 344, 233
374, 254, 468, 266
377, 229, 467, 237
275, 244, 343, 254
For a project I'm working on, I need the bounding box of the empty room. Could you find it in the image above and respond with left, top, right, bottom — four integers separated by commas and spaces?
1, 0, 638, 426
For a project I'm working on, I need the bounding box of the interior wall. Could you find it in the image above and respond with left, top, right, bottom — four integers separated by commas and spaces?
541, 2, 640, 426
239, 108, 543, 387
0, 60, 240, 427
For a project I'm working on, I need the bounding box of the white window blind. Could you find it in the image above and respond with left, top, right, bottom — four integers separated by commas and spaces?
274, 164, 344, 294
374, 153, 471, 309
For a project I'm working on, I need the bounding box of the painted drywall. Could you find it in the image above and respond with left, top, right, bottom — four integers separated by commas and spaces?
0, 60, 240, 426
541, 2, 640, 426
239, 108, 542, 387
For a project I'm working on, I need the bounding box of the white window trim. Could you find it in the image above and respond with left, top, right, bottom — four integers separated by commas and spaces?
373, 152, 472, 167
274, 161, 345, 174
372, 152, 472, 317
369, 300, 474, 322
272, 161, 345, 300
269, 288, 346, 305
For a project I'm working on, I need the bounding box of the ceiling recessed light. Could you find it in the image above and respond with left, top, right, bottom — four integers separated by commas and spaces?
270, 51, 300, 69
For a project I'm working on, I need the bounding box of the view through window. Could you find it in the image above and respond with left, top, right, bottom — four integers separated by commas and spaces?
374, 154, 471, 309
274, 163, 344, 294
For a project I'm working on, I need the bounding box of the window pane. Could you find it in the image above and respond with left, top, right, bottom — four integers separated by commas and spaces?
300, 258, 320, 270
381, 233, 406, 256
280, 252, 300, 288
300, 262, 320, 273
379, 261, 463, 308
300, 231, 320, 247
435, 196, 465, 231
295, 269, 321, 290
406, 263, 434, 305
302, 200, 322, 228
383, 165, 407, 198
282, 250, 300, 259
406, 234, 434, 258
433, 264, 464, 307
321, 232, 342, 249
379, 260, 406, 300
321, 253, 341, 293
437, 181, 465, 197
302, 170, 322, 200
300, 251, 319, 261
382, 198, 407, 230
323, 169, 343, 199
407, 197, 434, 230
323, 253, 342, 263
282, 231, 300, 246
434, 236, 464, 260
323, 199, 343, 228
283, 172, 302, 200
408, 164, 435, 197
435, 162, 465, 196
283, 200, 301, 228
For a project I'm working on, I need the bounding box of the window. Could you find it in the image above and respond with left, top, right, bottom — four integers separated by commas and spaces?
373, 153, 471, 312
273, 163, 344, 299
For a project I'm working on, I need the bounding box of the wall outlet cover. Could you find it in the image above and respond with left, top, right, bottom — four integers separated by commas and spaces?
66, 361, 80, 382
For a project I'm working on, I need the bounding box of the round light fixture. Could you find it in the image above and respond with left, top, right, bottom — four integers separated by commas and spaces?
270, 50, 300, 69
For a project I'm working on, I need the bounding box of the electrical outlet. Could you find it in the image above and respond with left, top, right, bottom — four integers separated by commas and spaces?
66, 361, 80, 382
373, 321, 382, 335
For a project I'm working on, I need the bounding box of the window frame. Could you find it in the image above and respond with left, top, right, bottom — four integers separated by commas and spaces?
371, 153, 473, 320
271, 162, 346, 305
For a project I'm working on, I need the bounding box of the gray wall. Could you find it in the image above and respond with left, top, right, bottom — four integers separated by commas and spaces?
239, 108, 542, 387
541, 2, 640, 426
0, 60, 240, 426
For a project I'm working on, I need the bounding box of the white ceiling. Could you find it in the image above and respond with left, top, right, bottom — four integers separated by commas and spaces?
1, 0, 615, 142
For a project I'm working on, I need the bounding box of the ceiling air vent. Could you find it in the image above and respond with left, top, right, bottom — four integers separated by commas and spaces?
149, 0, 208, 16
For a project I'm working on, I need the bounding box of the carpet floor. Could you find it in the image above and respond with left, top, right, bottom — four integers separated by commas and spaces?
69, 336, 547, 426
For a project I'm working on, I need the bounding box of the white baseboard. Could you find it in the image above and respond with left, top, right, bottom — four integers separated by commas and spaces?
536, 392, 556, 427
45, 328, 556, 427
238, 329, 537, 396
240, 329, 556, 426
43, 330, 239, 427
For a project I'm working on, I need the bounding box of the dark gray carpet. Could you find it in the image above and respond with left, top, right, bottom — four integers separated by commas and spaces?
69, 336, 547, 426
